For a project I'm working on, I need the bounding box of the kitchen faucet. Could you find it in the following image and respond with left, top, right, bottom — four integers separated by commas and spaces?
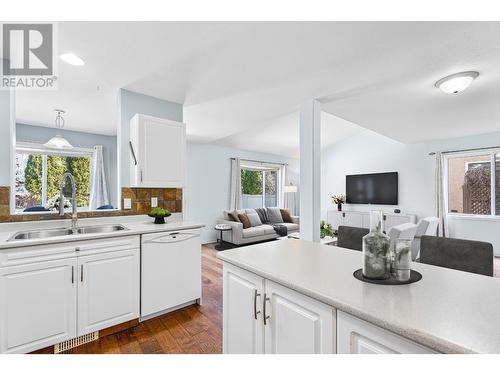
59, 172, 78, 230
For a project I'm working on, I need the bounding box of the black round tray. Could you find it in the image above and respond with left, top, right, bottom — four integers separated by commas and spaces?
353, 269, 422, 285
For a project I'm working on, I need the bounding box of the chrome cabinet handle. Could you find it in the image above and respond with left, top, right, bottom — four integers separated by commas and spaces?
263, 293, 271, 325
80, 265, 83, 282
71, 266, 74, 284
253, 289, 261, 320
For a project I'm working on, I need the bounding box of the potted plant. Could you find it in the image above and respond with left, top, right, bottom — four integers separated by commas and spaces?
320, 221, 334, 239
46, 195, 72, 211
331, 194, 346, 211
148, 207, 171, 224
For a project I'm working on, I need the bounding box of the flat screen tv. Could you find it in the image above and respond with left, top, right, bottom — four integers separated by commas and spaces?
346, 172, 398, 205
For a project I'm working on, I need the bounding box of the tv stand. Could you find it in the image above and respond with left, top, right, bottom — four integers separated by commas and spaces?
327, 210, 416, 230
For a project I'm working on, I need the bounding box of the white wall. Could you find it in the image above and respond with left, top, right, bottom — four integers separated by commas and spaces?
0, 87, 13, 186
185, 143, 299, 244
321, 130, 500, 255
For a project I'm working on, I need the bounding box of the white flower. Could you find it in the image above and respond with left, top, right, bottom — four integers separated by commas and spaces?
46, 196, 72, 211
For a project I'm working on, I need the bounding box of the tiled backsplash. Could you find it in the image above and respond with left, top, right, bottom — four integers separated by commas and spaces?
0, 186, 182, 223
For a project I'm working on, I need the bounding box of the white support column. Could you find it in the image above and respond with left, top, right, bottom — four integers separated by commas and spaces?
299, 99, 321, 242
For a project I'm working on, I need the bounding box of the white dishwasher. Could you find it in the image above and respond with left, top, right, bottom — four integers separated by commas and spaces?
141, 229, 202, 320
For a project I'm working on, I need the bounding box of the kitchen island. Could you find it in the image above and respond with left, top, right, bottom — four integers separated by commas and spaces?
217, 239, 500, 354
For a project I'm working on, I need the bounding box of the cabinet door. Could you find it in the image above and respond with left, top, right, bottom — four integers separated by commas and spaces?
337, 311, 436, 354
223, 263, 264, 354
327, 211, 343, 230
264, 280, 335, 354
78, 249, 139, 335
384, 214, 410, 231
0, 258, 77, 353
138, 115, 186, 187
344, 212, 364, 228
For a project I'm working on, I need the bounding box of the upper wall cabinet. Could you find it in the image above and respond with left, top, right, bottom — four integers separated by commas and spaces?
129, 114, 186, 188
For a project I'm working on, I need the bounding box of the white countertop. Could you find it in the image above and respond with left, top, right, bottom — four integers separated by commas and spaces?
217, 239, 500, 354
0, 215, 205, 250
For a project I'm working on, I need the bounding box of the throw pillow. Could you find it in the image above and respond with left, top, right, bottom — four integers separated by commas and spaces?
267, 207, 283, 223
238, 213, 251, 229
227, 211, 241, 222
255, 208, 269, 223
247, 212, 263, 227
280, 209, 293, 223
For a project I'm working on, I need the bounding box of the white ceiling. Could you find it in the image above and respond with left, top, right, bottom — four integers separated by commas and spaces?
213, 111, 365, 158
13, 22, 500, 152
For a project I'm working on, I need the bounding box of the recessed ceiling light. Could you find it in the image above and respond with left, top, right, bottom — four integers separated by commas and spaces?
60, 53, 85, 66
435, 71, 479, 94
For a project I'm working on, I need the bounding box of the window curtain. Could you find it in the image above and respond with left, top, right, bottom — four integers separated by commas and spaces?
89, 145, 110, 210
435, 151, 448, 237
279, 164, 286, 208
229, 157, 242, 211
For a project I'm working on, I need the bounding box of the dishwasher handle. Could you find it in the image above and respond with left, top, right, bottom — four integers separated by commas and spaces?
143, 232, 199, 244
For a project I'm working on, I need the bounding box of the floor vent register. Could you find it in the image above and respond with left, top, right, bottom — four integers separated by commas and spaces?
54, 332, 99, 353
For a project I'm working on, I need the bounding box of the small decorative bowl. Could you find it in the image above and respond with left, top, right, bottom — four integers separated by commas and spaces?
148, 213, 171, 224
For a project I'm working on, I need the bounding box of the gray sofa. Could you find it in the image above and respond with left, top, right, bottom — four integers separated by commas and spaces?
217, 208, 299, 245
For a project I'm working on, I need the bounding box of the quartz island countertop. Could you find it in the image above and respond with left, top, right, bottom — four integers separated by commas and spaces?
217, 239, 500, 354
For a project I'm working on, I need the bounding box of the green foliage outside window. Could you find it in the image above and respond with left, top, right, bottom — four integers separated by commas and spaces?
241, 169, 262, 195
24, 155, 43, 203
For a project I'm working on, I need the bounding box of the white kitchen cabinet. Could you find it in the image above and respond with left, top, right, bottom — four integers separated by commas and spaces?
0, 236, 140, 353
77, 248, 139, 335
0, 258, 77, 354
223, 264, 335, 354
223, 263, 264, 354
141, 230, 201, 319
264, 280, 335, 354
129, 113, 186, 187
337, 311, 436, 354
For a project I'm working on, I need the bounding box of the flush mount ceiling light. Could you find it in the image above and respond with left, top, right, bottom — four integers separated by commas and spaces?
44, 109, 74, 150
435, 71, 479, 94
59, 53, 85, 66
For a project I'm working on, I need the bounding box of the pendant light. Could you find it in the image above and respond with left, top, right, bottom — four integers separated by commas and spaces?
44, 109, 74, 149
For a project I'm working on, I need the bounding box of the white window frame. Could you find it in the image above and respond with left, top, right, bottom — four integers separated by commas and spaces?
240, 161, 284, 209
13, 142, 93, 214
444, 148, 499, 219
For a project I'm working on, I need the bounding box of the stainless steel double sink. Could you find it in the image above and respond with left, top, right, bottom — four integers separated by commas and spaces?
8, 224, 129, 241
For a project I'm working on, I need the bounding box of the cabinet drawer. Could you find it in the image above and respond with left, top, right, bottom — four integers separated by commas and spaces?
337, 311, 436, 354
0, 235, 140, 267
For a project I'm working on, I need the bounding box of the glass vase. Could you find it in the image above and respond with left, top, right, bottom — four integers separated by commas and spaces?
391, 239, 412, 282
362, 211, 391, 279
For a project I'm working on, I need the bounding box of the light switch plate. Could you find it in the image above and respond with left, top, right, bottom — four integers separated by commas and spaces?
151, 197, 158, 208
124, 198, 132, 210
